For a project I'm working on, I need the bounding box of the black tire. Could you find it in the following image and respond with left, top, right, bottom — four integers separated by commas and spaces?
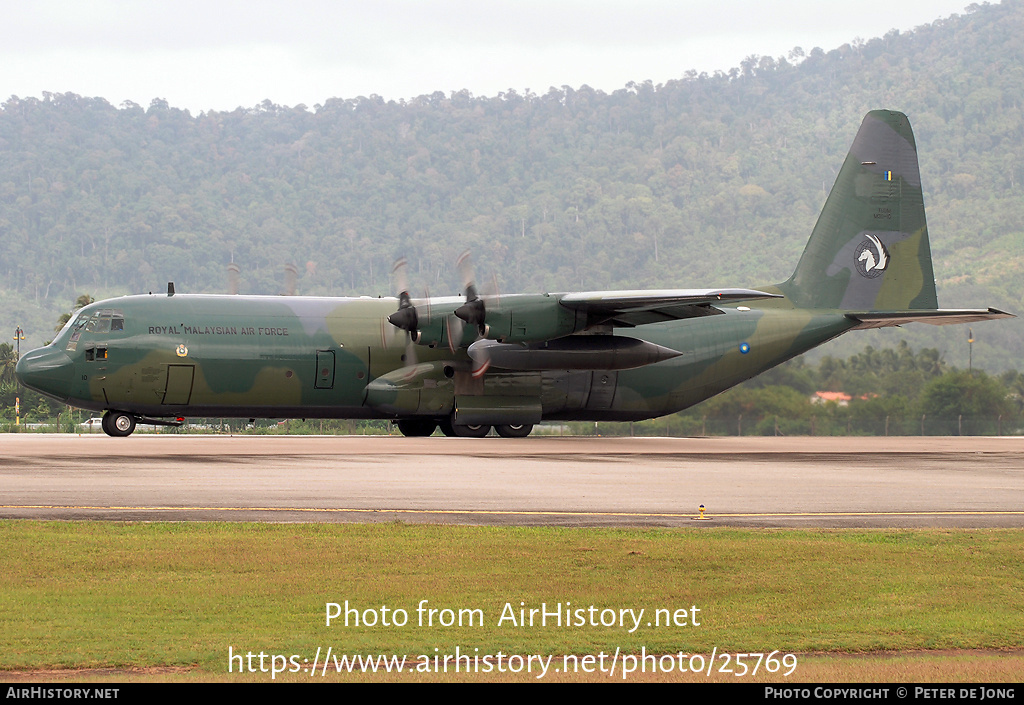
438, 418, 457, 437
495, 423, 533, 438
396, 419, 437, 437
103, 410, 136, 437
451, 422, 491, 438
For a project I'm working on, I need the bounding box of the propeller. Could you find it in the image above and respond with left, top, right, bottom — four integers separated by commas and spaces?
452, 250, 504, 372
452, 250, 492, 345
445, 313, 464, 354
386, 252, 497, 375
386, 258, 423, 366
388, 258, 417, 331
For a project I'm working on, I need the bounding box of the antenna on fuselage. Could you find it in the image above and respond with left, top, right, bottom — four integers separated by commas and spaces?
227, 263, 240, 295
282, 263, 298, 296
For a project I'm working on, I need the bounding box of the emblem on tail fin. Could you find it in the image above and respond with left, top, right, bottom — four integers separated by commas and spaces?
778, 110, 939, 310
854, 233, 889, 278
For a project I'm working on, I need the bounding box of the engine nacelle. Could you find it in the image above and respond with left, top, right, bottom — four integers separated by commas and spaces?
475, 294, 584, 344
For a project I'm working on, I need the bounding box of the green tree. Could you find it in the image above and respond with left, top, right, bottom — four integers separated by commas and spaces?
0, 343, 16, 385
54, 294, 94, 332
918, 371, 1012, 434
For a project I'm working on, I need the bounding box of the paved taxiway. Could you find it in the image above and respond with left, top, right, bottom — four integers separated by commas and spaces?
1, 434, 1022, 527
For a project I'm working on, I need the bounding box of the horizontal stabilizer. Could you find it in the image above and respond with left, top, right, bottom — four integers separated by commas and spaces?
845, 308, 1014, 330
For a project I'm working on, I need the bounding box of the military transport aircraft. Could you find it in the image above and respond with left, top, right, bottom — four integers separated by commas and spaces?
15, 110, 1012, 437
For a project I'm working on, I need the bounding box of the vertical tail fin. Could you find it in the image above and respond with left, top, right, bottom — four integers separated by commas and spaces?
778, 110, 938, 311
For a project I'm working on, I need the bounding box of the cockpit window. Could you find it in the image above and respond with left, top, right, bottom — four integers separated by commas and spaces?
65, 309, 124, 352
56, 312, 80, 339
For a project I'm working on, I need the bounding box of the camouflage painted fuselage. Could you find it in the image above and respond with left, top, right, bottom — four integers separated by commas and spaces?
16, 110, 1010, 432
21, 292, 853, 422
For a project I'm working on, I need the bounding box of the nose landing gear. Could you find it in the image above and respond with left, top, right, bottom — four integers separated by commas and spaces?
101, 410, 137, 437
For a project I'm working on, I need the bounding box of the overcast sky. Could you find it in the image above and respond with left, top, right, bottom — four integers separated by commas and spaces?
3, 0, 976, 113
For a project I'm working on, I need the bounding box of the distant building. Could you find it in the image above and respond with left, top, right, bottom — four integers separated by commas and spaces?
810, 391, 878, 406
811, 391, 852, 406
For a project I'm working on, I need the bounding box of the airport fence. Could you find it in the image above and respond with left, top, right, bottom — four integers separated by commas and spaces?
563, 414, 1020, 437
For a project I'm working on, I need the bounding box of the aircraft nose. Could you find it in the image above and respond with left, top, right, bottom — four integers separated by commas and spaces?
15, 346, 74, 401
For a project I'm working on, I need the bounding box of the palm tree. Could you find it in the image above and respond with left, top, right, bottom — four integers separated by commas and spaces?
0, 343, 16, 385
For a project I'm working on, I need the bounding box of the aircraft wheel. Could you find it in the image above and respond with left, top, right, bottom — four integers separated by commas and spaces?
438, 418, 457, 437
396, 419, 437, 437
103, 410, 136, 437
495, 423, 533, 438
451, 422, 491, 438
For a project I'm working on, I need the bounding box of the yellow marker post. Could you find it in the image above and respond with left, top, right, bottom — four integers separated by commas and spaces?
13, 326, 25, 427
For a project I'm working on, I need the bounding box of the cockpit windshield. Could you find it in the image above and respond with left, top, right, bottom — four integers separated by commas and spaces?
54, 312, 80, 340
65, 309, 124, 352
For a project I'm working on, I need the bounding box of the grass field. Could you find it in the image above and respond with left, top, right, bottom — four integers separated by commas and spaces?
2, 522, 1022, 682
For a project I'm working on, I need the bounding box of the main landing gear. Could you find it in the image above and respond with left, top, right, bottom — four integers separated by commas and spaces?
494, 423, 533, 438
101, 410, 137, 437
395, 418, 534, 438
395, 419, 437, 437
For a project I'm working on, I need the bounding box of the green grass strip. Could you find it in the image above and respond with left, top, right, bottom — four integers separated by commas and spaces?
2, 522, 1022, 674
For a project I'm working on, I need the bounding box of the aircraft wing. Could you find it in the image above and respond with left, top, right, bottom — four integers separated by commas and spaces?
558, 288, 782, 327
845, 308, 1015, 330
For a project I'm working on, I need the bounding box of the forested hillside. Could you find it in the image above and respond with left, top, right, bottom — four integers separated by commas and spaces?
1, 1, 1021, 368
